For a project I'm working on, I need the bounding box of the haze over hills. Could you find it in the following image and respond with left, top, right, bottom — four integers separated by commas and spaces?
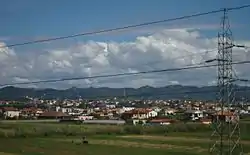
0, 85, 248, 101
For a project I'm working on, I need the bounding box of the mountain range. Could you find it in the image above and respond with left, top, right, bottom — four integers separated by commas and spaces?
0, 85, 248, 101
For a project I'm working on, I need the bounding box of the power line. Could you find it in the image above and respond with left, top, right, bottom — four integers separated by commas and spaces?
1, 60, 250, 87
1, 4, 250, 49
227, 4, 250, 11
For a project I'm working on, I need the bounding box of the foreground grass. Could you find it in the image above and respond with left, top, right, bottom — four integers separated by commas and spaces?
0, 138, 201, 155
1, 122, 250, 140
90, 134, 250, 153
1, 122, 250, 154
1, 134, 249, 155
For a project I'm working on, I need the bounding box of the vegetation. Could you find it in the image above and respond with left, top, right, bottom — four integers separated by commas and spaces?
1, 122, 250, 154
0, 138, 200, 155
0, 85, 224, 100
1, 122, 250, 138
0, 122, 212, 138
1, 85, 248, 100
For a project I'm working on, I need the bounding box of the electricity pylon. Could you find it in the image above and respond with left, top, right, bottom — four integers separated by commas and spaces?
209, 9, 243, 155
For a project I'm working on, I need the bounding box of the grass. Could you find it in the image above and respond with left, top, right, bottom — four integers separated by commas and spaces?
0, 122, 212, 138
0, 138, 201, 155
88, 135, 250, 152
1, 122, 250, 154
1, 134, 249, 155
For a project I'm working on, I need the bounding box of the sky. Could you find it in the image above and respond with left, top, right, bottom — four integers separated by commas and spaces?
0, 0, 250, 89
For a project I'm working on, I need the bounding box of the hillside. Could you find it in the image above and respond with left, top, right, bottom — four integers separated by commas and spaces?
0, 85, 248, 101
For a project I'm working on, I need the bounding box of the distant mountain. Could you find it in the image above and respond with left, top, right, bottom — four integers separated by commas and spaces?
0, 85, 248, 101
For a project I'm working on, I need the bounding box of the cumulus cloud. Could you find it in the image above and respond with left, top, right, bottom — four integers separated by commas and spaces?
0, 28, 250, 89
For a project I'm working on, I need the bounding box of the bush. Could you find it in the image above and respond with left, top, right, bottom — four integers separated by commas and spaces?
0, 122, 249, 139
124, 125, 143, 134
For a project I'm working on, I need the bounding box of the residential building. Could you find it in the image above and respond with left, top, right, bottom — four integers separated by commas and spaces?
185, 110, 204, 121
1, 107, 20, 119
149, 118, 175, 125
122, 108, 157, 120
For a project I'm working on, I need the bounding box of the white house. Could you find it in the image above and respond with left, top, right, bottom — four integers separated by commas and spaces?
152, 106, 162, 112
118, 107, 135, 114
148, 110, 158, 118
185, 110, 204, 121
132, 119, 147, 125
2, 107, 20, 118
21, 108, 43, 118
123, 107, 135, 112
75, 115, 94, 120
164, 108, 177, 116
123, 108, 158, 119
4, 111, 20, 118
106, 104, 116, 109
55, 106, 72, 114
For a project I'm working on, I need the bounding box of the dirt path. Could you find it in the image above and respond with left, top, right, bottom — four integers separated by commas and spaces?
0, 152, 18, 155
57, 138, 206, 153
121, 135, 206, 141
120, 135, 250, 145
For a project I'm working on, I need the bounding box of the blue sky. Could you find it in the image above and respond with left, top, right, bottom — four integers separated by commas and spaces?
0, 0, 249, 45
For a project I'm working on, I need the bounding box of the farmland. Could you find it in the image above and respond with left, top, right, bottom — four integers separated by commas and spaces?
1, 122, 250, 155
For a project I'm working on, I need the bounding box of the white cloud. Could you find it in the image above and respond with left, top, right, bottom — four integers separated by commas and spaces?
0, 28, 250, 89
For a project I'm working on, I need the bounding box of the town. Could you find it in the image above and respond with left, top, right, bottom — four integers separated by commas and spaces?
1, 1, 249, 154
1, 97, 249, 125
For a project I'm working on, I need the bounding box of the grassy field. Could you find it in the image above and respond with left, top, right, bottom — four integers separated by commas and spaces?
0, 122, 250, 155
0, 137, 201, 155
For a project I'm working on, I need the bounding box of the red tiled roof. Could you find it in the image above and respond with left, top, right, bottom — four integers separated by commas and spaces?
40, 111, 69, 117
214, 111, 234, 116
150, 119, 174, 123
2, 107, 18, 111
22, 107, 43, 113
125, 108, 152, 114
200, 118, 212, 122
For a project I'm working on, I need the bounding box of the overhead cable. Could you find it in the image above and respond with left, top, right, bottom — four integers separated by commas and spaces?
1, 4, 250, 49
1, 60, 250, 87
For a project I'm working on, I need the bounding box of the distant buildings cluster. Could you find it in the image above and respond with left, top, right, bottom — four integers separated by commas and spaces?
0, 97, 249, 125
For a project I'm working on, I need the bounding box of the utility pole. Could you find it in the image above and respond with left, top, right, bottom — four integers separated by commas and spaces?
209, 9, 243, 155
242, 80, 248, 109
123, 88, 126, 98
236, 79, 249, 109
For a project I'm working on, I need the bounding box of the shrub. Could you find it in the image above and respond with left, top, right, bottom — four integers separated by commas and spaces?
0, 121, 249, 139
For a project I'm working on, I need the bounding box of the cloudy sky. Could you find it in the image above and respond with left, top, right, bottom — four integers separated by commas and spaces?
0, 0, 250, 89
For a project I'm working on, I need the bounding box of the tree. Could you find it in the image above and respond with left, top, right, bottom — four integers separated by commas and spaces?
138, 120, 144, 125
0, 112, 3, 119
121, 113, 132, 121
158, 109, 166, 116
176, 113, 189, 123
78, 102, 87, 109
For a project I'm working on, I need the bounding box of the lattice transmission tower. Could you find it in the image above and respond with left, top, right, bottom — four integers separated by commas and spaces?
209, 9, 243, 155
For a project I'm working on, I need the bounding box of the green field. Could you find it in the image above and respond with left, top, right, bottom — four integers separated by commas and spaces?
0, 122, 250, 155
